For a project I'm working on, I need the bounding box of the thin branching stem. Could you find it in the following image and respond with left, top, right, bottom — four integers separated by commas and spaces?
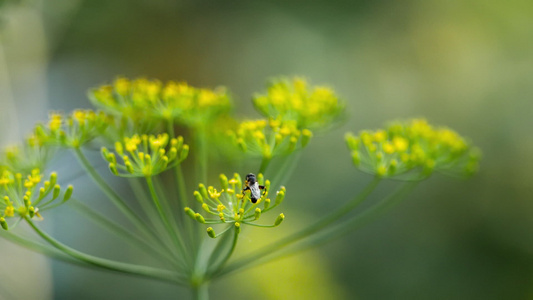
0, 229, 83, 266
68, 198, 181, 269
213, 177, 381, 279
221, 181, 418, 276
25, 217, 186, 284
73, 148, 159, 242
146, 176, 191, 266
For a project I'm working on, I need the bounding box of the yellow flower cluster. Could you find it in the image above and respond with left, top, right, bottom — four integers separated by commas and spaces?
102, 133, 189, 177
345, 119, 481, 179
0, 169, 73, 230
34, 110, 111, 148
227, 119, 312, 159
253, 77, 345, 130
89, 77, 231, 128
184, 173, 285, 238
0, 134, 53, 174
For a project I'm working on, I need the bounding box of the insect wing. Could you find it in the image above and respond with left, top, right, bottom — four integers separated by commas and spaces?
250, 182, 261, 200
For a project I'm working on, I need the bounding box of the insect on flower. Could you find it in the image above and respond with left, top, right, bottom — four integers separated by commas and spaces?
242, 173, 266, 203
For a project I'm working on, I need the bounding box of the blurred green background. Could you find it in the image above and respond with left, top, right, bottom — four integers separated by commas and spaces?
1, 0, 532, 299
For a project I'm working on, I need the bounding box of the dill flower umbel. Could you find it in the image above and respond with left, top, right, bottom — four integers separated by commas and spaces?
345, 119, 481, 180
184, 173, 285, 238
34, 110, 111, 148
252, 77, 345, 130
102, 133, 189, 177
89, 77, 232, 129
0, 169, 72, 230
227, 119, 312, 160
0, 134, 53, 174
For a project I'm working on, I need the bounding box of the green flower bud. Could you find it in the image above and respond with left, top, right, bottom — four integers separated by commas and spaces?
351, 151, 360, 166
184, 207, 196, 220
101, 147, 110, 161
114, 142, 124, 156
168, 147, 178, 160
52, 185, 61, 199
254, 208, 261, 220
207, 227, 216, 238
63, 185, 73, 202
193, 191, 204, 203
263, 198, 271, 210
49, 172, 57, 187
274, 213, 285, 226
107, 153, 117, 164
235, 222, 241, 234
199, 184, 209, 200
0, 217, 8, 230
109, 163, 119, 175
125, 161, 134, 173
195, 213, 206, 223
179, 145, 189, 161
219, 174, 229, 191
275, 190, 285, 205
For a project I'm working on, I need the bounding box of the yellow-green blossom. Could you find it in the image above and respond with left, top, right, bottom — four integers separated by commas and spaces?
102, 133, 189, 177
345, 119, 481, 180
185, 173, 285, 238
0, 134, 53, 174
253, 77, 345, 130
0, 169, 73, 230
89, 77, 232, 128
227, 119, 313, 159
34, 110, 111, 148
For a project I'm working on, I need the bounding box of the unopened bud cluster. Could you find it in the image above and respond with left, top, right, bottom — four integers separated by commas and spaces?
184, 173, 286, 238
102, 133, 189, 177
0, 169, 72, 230
345, 119, 481, 179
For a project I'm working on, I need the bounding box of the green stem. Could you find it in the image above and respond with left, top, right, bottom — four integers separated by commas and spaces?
24, 217, 185, 284
258, 157, 271, 175
269, 152, 302, 189
220, 180, 417, 278
207, 226, 239, 277
192, 281, 209, 300
152, 177, 181, 237
169, 119, 194, 258
167, 119, 190, 213
282, 181, 419, 256
175, 164, 190, 215
68, 198, 180, 268
194, 127, 208, 184
215, 177, 380, 279
0, 229, 83, 266
127, 178, 174, 248
145, 176, 190, 265
176, 163, 196, 254
73, 148, 157, 242
127, 177, 186, 267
